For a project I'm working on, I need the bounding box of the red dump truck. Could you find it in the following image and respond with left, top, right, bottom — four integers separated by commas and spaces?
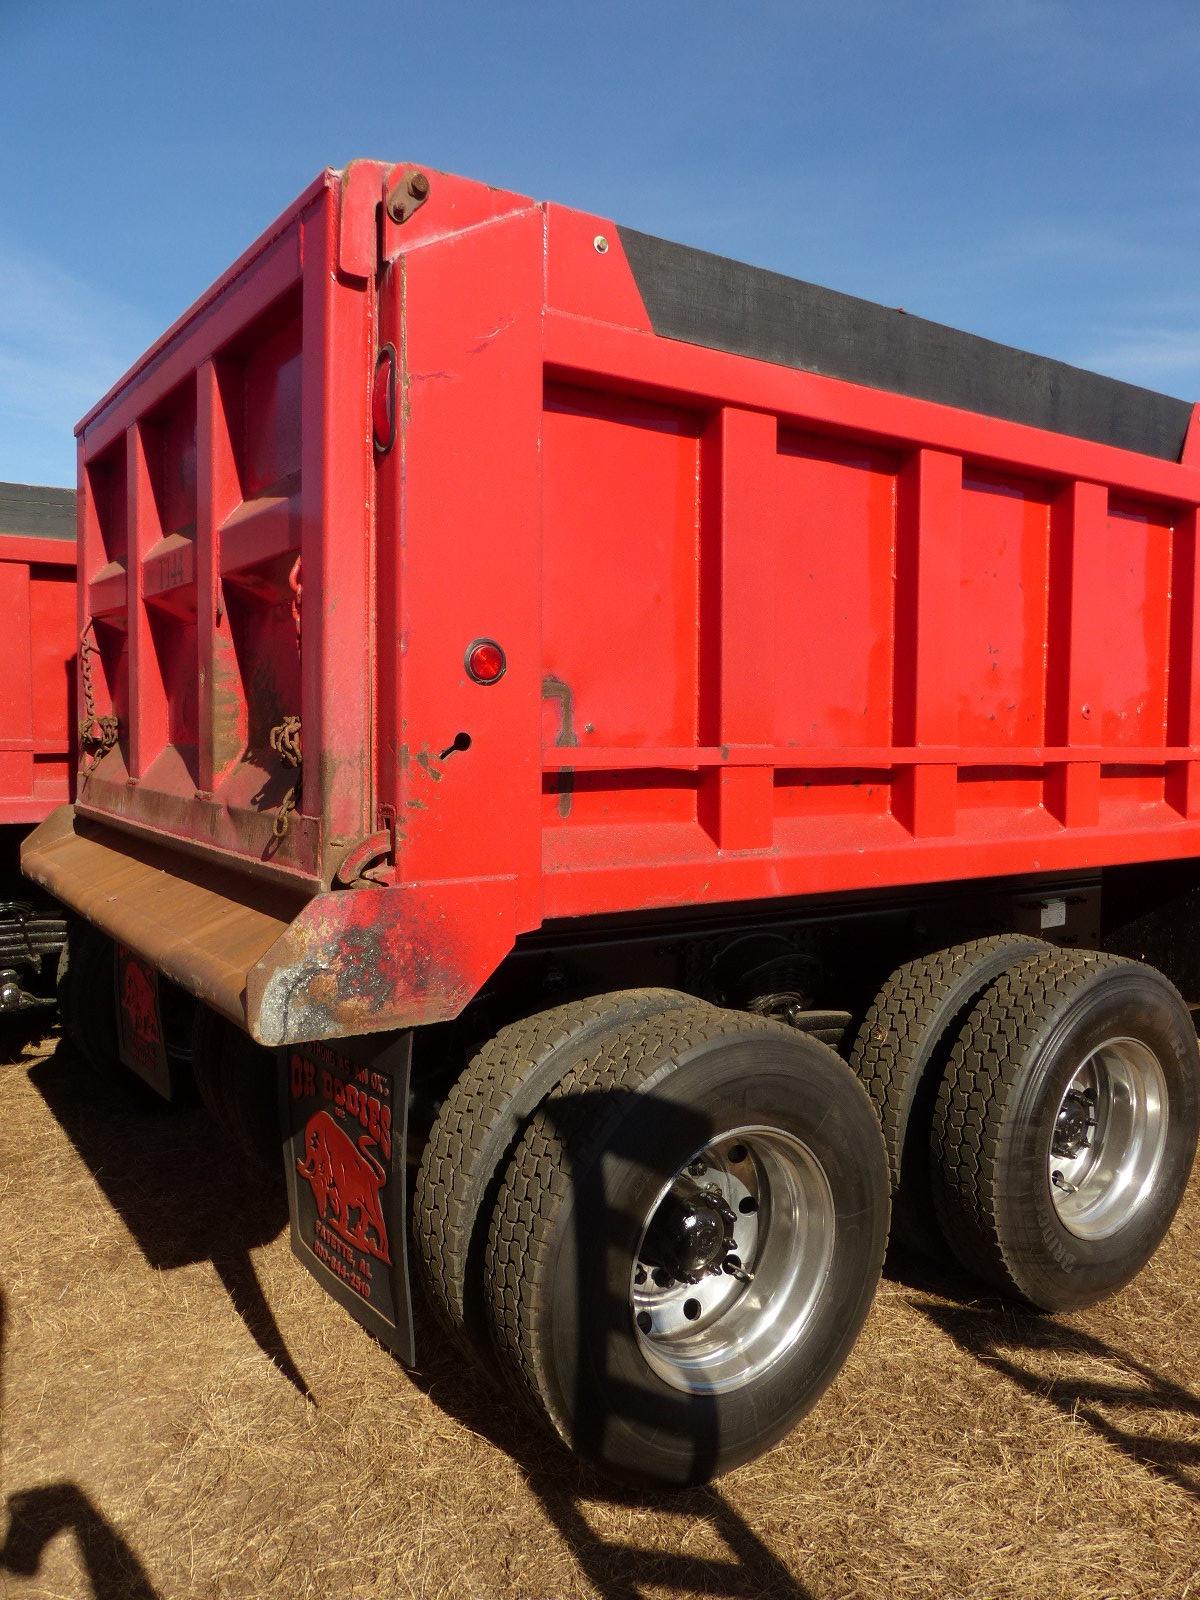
0, 483, 75, 1009
23, 163, 1200, 1485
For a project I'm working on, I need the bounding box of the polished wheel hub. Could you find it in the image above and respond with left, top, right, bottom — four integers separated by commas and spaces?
631, 1127, 836, 1394
1048, 1038, 1169, 1240
1052, 1088, 1095, 1160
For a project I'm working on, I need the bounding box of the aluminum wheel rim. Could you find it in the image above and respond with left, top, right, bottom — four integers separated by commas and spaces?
630, 1125, 836, 1395
1048, 1037, 1169, 1241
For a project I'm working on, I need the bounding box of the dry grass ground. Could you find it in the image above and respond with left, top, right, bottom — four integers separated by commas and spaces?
1, 1026, 1197, 1600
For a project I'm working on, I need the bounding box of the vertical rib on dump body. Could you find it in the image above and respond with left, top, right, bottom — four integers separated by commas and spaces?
21, 162, 1200, 1043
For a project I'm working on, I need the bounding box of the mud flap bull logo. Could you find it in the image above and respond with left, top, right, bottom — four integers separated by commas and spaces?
121, 959, 159, 1045
295, 1110, 391, 1264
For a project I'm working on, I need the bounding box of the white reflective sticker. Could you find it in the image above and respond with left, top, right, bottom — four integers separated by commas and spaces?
1040, 898, 1067, 930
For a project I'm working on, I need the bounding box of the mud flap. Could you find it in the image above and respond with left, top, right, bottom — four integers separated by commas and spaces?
281, 1030, 416, 1365
115, 943, 173, 1098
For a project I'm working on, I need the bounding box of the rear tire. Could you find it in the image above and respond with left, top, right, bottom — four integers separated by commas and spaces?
931, 951, 1200, 1310
191, 1005, 281, 1172
414, 988, 699, 1349
849, 935, 1047, 1253
485, 1005, 890, 1485
57, 920, 120, 1072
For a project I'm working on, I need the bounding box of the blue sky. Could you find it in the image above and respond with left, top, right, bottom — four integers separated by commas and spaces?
3, 0, 1199, 486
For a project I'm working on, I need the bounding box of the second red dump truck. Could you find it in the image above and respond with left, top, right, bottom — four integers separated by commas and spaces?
0, 481, 75, 1010
23, 162, 1200, 1485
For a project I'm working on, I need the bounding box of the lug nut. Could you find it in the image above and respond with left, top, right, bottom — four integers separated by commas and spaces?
687, 1159, 707, 1177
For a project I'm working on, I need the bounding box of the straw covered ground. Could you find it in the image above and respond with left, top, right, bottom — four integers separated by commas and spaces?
1, 1027, 1197, 1600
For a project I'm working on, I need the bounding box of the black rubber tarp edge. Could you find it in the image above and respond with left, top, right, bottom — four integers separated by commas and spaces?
0, 482, 76, 541
617, 227, 1193, 462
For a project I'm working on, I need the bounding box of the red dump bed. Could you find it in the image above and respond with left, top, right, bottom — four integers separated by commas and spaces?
0, 484, 76, 823
22, 162, 1200, 1043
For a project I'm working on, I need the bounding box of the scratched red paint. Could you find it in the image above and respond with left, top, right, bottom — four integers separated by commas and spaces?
20, 162, 1200, 1041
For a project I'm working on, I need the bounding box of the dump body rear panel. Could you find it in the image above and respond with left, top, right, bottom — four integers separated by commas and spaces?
67, 173, 372, 889
23, 163, 1200, 1042
0, 484, 76, 823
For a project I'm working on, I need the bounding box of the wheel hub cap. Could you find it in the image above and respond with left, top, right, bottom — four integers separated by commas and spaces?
639, 1184, 737, 1283
1048, 1038, 1169, 1241
630, 1126, 836, 1395
1052, 1088, 1095, 1159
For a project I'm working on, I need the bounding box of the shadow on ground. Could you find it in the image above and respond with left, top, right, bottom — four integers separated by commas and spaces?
914, 1299, 1200, 1503
24, 1040, 817, 1599
15, 1039, 1198, 1598
405, 1075, 839, 1598
886, 1237, 1200, 1504
0, 1011, 57, 1067
0, 1289, 165, 1600
27, 1038, 311, 1401
407, 1294, 815, 1600
0, 1481, 164, 1600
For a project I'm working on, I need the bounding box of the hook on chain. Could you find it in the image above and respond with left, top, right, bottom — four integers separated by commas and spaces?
77, 621, 118, 772
265, 559, 305, 839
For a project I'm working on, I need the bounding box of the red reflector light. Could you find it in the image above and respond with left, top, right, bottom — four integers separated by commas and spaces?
466, 639, 506, 684
372, 345, 396, 453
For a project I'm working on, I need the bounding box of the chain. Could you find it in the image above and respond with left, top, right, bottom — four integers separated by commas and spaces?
270, 714, 303, 770
78, 622, 118, 772
272, 785, 299, 840
288, 555, 302, 644
269, 714, 302, 839
269, 564, 304, 838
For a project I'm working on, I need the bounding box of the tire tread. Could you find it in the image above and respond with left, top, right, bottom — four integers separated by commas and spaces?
414, 988, 699, 1343
930, 948, 1126, 1298
484, 1005, 830, 1442
850, 934, 1047, 1190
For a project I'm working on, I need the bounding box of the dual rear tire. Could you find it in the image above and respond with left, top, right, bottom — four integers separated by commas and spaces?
415, 994, 890, 1486
57, 919, 121, 1071
416, 950, 1199, 1483
930, 950, 1198, 1310
852, 942, 1200, 1313
57, 920, 280, 1171
57, 918, 195, 1093
849, 934, 1047, 1252
190, 1004, 281, 1171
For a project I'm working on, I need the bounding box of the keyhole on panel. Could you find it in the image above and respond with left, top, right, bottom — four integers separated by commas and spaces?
439, 732, 472, 760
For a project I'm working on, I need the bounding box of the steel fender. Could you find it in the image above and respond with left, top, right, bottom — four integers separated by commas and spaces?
247, 877, 519, 1045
